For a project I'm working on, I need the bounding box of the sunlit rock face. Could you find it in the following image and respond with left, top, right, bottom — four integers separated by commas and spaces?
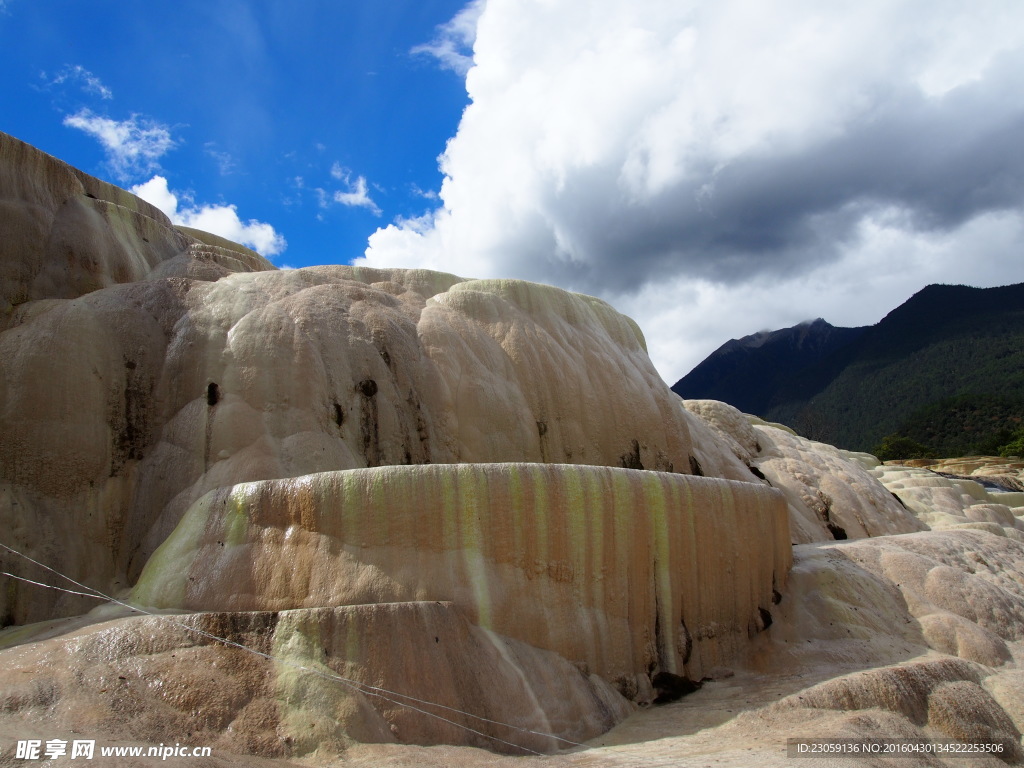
902, 457, 1024, 488
0, 130, 749, 630
0, 602, 634, 758
0, 132, 273, 315
746, 526, 1024, 762
14, 131, 1024, 764
0, 132, 796, 755
683, 399, 926, 543
0, 262, 722, 626
131, 463, 790, 689
756, 529, 1024, 669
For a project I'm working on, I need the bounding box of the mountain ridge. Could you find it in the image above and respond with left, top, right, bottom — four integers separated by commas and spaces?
672, 317, 869, 418
673, 282, 1024, 453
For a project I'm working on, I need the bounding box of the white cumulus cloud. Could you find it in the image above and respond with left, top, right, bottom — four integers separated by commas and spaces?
362, 0, 1024, 382
64, 109, 174, 181
324, 163, 381, 215
411, 0, 485, 76
131, 175, 287, 257
46, 65, 113, 99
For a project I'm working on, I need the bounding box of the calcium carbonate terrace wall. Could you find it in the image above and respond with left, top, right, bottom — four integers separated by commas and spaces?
2, 130, 757, 628
134, 462, 791, 688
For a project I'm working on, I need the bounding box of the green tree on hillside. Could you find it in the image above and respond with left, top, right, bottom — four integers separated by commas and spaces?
871, 434, 936, 462
998, 427, 1024, 458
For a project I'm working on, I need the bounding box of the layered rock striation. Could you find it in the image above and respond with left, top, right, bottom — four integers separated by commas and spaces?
132, 463, 790, 688
0, 132, 273, 314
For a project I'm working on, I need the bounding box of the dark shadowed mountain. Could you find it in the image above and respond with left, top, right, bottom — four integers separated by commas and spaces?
671, 319, 868, 419
672, 283, 1024, 453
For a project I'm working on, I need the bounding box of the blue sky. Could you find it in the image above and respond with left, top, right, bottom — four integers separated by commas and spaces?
4, 1, 1024, 382
1, 0, 471, 266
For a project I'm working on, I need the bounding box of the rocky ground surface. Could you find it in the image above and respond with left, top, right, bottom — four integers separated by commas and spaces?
895, 458, 1024, 493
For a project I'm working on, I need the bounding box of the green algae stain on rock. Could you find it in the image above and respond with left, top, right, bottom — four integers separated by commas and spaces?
130, 489, 221, 608
129, 464, 790, 687
223, 485, 253, 548
131, 482, 260, 608
270, 610, 370, 756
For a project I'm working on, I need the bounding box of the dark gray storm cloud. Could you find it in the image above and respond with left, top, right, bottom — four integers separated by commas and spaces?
362, 0, 1024, 377
523, 48, 1024, 294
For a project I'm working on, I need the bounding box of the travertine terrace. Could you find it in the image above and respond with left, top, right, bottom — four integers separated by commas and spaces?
1, 132, 1023, 765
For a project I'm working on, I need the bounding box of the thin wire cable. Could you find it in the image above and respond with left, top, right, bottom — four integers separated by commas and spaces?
0, 548, 577, 753
0, 540, 599, 756
1, 559, 700, 768
2, 572, 114, 601
0, 541, 575, 744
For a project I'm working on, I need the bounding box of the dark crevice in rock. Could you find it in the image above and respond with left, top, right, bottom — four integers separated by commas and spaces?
652, 672, 702, 704
826, 522, 848, 540
110, 356, 152, 476
653, 589, 664, 673
620, 439, 644, 470
358, 379, 380, 466
813, 490, 847, 539
688, 455, 704, 476
537, 420, 548, 462
1, 578, 16, 629
414, 405, 431, 463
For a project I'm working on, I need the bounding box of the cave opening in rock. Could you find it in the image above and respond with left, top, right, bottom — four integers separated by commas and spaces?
826, 522, 848, 540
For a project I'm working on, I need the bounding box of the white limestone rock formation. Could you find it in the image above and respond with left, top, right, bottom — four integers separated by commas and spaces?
904, 457, 1024, 493
872, 463, 1024, 539
768, 657, 1023, 762
130, 463, 791, 690
0, 260, 746, 626
756, 529, 1024, 670
0, 132, 787, 755
0, 602, 633, 759
683, 399, 926, 543
6, 131, 1024, 766
1, 130, 747, 628
742, 527, 1024, 763
0, 132, 273, 319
